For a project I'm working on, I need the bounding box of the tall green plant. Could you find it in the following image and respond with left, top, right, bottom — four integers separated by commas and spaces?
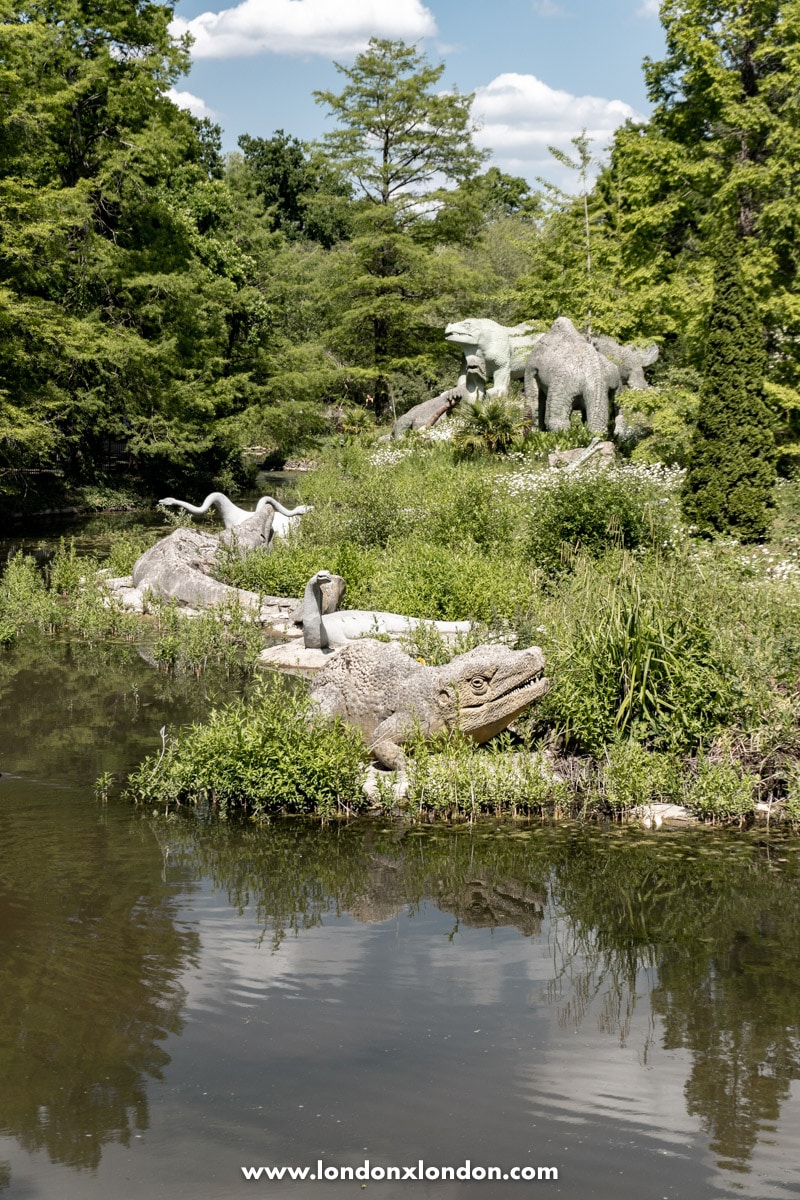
682, 237, 776, 540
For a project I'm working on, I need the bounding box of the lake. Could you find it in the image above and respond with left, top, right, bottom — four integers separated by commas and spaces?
1, 513, 799, 1199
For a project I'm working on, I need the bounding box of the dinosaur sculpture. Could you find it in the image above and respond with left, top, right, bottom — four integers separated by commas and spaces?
524, 317, 614, 434
158, 492, 311, 538
590, 335, 659, 390
310, 639, 548, 775
390, 355, 487, 439
444, 318, 540, 399
301, 570, 470, 649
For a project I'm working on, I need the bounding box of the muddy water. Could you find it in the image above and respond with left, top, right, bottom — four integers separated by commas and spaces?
1, 518, 800, 1198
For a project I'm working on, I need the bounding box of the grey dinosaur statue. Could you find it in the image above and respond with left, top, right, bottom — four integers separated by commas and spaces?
390, 388, 462, 440
158, 492, 311, 538
131, 525, 267, 610
590, 334, 659, 390
390, 354, 488, 439
310, 639, 549, 775
301, 570, 470, 649
524, 317, 615, 434
444, 318, 540, 399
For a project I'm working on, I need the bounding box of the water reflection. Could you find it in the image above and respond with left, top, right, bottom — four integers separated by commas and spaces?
0, 784, 199, 1170
1, 634, 799, 1198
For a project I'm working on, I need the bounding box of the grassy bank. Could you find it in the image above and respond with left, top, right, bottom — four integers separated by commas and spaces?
126, 438, 800, 826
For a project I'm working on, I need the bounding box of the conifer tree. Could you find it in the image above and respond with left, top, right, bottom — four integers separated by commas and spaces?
682, 237, 775, 540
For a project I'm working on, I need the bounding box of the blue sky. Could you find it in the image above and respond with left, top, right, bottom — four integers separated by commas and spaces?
168, 0, 666, 189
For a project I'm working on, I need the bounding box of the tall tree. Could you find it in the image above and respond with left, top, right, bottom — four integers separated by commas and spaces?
237, 130, 352, 248
0, 0, 267, 506
682, 236, 775, 540
314, 39, 484, 214
312, 39, 487, 412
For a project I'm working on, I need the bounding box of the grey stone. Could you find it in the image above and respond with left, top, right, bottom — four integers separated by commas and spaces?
300, 570, 470, 649
590, 335, 659, 391
310, 639, 549, 774
131, 527, 262, 611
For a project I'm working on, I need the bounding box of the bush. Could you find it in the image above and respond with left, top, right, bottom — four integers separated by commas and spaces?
524, 466, 680, 576
533, 555, 748, 754
686, 752, 756, 822
602, 740, 681, 813
127, 676, 368, 818
405, 732, 569, 820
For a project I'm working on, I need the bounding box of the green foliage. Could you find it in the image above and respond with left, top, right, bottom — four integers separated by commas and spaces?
452, 399, 525, 456
127, 677, 367, 818
233, 400, 331, 463
314, 39, 485, 210
405, 734, 569, 820
629, 372, 701, 468
0, 0, 268, 511
602, 740, 681, 813
682, 238, 777, 540
237, 130, 353, 247
310, 39, 488, 410
524, 466, 680, 576
687, 752, 756, 822
533, 554, 751, 754
148, 597, 264, 677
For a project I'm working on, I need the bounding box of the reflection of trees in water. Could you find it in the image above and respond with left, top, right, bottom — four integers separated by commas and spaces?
655, 931, 800, 1168
0, 637, 214, 1172
0, 636, 249, 785
174, 821, 549, 949
0, 799, 199, 1170
546, 829, 800, 1170
177, 819, 800, 1172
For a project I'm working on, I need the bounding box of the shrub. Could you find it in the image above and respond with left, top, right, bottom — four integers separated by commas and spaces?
602, 740, 681, 813
524, 467, 680, 576
686, 752, 756, 822
533, 555, 747, 754
405, 732, 568, 820
682, 238, 776, 541
127, 676, 368, 818
452, 398, 524, 456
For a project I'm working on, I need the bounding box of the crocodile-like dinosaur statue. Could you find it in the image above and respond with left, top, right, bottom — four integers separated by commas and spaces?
310, 638, 548, 774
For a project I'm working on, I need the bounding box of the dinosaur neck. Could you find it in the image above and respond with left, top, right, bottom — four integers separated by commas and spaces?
257, 496, 300, 517
302, 574, 329, 649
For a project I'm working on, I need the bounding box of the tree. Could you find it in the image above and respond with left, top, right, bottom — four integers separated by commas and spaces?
312, 39, 487, 413
314, 39, 485, 214
0, 0, 268, 507
237, 130, 352, 247
681, 236, 776, 540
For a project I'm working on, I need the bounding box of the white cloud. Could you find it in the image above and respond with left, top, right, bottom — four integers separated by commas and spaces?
171, 0, 437, 60
637, 0, 660, 15
166, 86, 217, 119
472, 72, 643, 189
532, 0, 567, 16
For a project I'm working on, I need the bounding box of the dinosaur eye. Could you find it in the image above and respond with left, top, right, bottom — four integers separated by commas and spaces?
471, 676, 488, 693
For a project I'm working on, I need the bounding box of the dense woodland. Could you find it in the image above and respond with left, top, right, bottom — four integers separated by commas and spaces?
3, 0, 800, 513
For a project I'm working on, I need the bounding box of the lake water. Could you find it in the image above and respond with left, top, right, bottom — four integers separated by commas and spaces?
1, 516, 799, 1199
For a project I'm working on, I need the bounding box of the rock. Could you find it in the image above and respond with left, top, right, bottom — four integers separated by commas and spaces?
257, 643, 340, 676
632, 803, 697, 828
548, 440, 615, 470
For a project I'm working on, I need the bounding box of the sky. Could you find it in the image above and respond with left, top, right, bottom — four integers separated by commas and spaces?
167, 0, 667, 190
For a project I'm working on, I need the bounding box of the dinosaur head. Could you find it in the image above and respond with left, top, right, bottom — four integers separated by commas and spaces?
444, 318, 491, 350
436, 644, 549, 743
